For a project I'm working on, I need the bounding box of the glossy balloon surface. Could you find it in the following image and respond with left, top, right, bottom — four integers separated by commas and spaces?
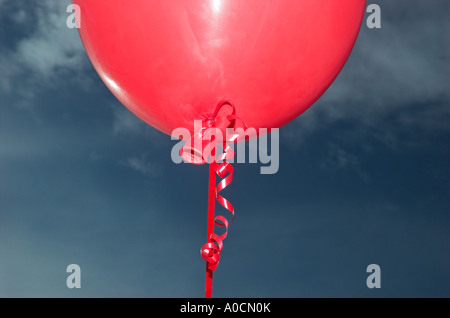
74, 0, 365, 135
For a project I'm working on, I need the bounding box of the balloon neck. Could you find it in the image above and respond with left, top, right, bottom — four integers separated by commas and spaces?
180, 129, 210, 165
180, 100, 243, 165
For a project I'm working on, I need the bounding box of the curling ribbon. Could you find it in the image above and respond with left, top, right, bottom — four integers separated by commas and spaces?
181, 101, 245, 298
201, 141, 235, 270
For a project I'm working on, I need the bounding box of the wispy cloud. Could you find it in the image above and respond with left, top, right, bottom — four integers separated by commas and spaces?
122, 155, 162, 176
319, 144, 369, 182
0, 0, 90, 106
282, 0, 450, 149
111, 105, 149, 136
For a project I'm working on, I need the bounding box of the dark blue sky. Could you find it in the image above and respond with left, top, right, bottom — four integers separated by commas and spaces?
1, 0, 449, 297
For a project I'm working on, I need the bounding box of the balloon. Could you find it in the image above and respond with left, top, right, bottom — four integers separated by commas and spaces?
74, 0, 366, 135
74, 0, 366, 298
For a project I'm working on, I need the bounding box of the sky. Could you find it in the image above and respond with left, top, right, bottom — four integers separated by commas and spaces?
0, 0, 449, 298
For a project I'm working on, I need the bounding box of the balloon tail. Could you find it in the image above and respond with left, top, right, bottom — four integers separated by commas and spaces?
193, 101, 241, 298
201, 142, 235, 298
205, 161, 216, 298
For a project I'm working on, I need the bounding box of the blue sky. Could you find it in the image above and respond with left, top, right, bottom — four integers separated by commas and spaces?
0, 0, 449, 297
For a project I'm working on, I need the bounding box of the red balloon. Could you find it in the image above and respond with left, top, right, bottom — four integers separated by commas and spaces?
74, 0, 365, 135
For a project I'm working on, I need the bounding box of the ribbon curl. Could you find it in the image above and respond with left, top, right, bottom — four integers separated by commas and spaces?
199, 101, 240, 271
181, 100, 244, 296
200, 144, 235, 271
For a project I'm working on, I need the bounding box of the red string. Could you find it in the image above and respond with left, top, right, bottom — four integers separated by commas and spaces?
204, 161, 216, 298
200, 147, 235, 298
198, 101, 241, 298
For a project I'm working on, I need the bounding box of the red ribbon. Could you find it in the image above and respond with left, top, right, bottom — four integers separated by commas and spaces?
200, 143, 235, 271
181, 100, 243, 298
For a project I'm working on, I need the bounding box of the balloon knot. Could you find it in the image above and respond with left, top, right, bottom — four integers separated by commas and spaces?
201, 114, 216, 128
200, 241, 221, 271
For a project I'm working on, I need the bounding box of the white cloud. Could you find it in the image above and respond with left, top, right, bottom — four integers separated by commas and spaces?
319, 144, 369, 182
282, 1, 450, 148
112, 105, 149, 135
0, 0, 89, 103
123, 155, 161, 176
11, 8, 27, 24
